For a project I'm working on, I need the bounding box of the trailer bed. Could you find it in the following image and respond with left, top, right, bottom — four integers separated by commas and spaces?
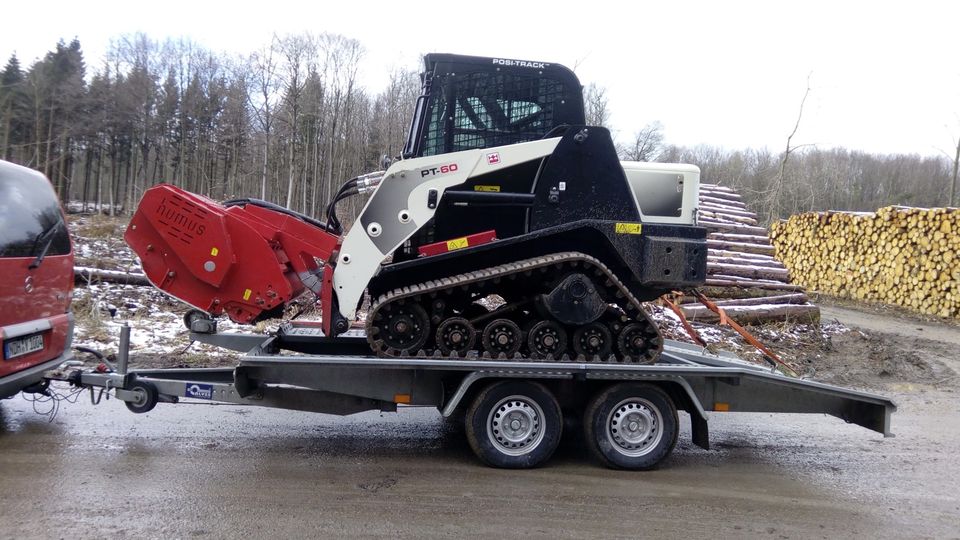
43, 324, 895, 469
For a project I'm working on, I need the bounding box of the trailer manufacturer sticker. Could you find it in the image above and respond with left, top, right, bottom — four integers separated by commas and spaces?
486, 152, 500, 165
615, 223, 643, 235
185, 383, 214, 400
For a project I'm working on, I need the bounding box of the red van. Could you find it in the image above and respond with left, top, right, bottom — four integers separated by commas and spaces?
0, 160, 74, 399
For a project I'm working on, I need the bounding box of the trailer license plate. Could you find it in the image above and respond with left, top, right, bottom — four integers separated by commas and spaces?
4, 334, 44, 360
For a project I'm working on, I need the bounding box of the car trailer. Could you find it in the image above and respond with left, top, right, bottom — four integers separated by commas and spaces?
44, 321, 896, 470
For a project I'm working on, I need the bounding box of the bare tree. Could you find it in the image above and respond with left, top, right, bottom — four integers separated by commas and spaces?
951, 138, 959, 207
621, 121, 664, 161
764, 74, 813, 222
247, 38, 281, 200
583, 83, 610, 128
277, 33, 314, 209
944, 117, 960, 207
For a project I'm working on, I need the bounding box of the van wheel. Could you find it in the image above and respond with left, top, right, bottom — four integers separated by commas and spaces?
584, 383, 678, 470
124, 380, 159, 414
465, 381, 562, 468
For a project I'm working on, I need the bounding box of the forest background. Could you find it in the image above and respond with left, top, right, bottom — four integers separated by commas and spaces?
1, 33, 956, 225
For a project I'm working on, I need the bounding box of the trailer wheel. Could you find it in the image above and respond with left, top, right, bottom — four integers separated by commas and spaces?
584, 383, 678, 470
465, 381, 562, 469
124, 380, 159, 414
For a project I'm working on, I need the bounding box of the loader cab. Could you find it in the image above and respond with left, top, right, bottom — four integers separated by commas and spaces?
402, 53, 586, 159
395, 54, 587, 260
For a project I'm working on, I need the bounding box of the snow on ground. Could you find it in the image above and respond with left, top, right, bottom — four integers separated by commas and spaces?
71, 281, 246, 359
67, 213, 248, 364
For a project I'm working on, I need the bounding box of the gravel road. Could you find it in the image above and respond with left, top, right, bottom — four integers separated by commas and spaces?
0, 386, 957, 539
1, 305, 957, 539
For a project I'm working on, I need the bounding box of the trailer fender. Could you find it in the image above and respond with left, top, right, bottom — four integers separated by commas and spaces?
441, 371, 570, 417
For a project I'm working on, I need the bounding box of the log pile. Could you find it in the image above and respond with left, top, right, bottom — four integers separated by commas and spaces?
676, 183, 820, 324
770, 207, 959, 318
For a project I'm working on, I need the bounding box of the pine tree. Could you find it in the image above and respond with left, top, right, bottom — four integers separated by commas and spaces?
0, 54, 27, 160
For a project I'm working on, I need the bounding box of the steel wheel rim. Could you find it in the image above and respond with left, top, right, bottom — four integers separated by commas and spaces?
575, 323, 610, 356
618, 324, 646, 356
130, 387, 148, 407
606, 398, 663, 457
529, 321, 564, 355
487, 395, 546, 456
483, 319, 521, 355
437, 317, 474, 354
379, 303, 429, 350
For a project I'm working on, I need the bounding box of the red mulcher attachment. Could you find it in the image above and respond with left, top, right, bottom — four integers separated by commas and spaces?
124, 184, 340, 326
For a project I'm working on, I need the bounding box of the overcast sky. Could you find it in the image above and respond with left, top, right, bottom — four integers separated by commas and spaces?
3, 0, 958, 157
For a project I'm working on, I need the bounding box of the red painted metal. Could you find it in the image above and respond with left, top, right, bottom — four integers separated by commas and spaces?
0, 221, 73, 379
125, 184, 340, 324
417, 230, 497, 257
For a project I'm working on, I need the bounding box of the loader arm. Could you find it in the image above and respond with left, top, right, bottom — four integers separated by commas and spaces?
332, 137, 561, 320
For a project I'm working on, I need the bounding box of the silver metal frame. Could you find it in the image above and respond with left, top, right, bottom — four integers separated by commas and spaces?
44, 325, 897, 452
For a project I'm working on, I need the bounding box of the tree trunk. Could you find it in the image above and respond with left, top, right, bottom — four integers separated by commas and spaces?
702, 277, 803, 291
680, 303, 819, 324
951, 139, 959, 207
707, 262, 790, 281
75, 267, 150, 286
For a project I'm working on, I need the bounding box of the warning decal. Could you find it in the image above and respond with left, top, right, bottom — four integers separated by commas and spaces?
615, 223, 643, 235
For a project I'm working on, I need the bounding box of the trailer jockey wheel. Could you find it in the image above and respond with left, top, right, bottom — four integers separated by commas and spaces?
527, 320, 567, 358
124, 379, 159, 414
436, 317, 476, 356
583, 383, 678, 470
465, 380, 562, 468
482, 319, 522, 357
183, 309, 214, 332
377, 302, 430, 354
573, 323, 612, 359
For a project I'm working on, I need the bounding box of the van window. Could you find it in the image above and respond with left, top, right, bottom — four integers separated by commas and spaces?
0, 165, 71, 258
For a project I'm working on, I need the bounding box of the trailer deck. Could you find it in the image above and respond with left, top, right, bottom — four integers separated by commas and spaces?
44, 322, 896, 469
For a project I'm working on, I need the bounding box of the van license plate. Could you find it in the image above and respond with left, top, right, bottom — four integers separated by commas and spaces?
4, 334, 44, 360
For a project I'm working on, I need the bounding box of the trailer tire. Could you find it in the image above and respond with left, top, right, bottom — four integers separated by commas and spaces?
124, 380, 159, 414
465, 381, 562, 469
584, 383, 677, 470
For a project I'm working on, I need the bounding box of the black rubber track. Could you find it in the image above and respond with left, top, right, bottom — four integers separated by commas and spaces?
365, 252, 663, 363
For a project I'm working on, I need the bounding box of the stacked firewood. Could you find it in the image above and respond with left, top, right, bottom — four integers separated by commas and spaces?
674, 183, 820, 324
770, 207, 959, 318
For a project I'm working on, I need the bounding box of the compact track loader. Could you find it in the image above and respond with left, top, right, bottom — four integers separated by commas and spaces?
125, 53, 706, 363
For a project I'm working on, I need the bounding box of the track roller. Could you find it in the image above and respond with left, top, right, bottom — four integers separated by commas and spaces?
482, 318, 522, 356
